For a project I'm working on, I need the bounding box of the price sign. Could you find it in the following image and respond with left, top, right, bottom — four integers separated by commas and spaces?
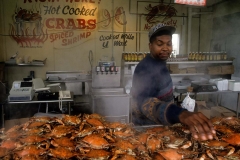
175, 0, 206, 6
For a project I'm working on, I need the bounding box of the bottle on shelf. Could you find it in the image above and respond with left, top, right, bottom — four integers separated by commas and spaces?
137, 52, 144, 62
123, 52, 128, 61
209, 52, 213, 61
188, 52, 192, 61
202, 52, 206, 61
134, 52, 138, 62
223, 51, 227, 60
127, 52, 132, 62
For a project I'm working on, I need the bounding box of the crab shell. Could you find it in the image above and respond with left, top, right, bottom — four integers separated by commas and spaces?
81, 134, 110, 149
19, 135, 49, 145
14, 145, 47, 158
157, 148, 183, 160
1, 139, 22, 150
62, 115, 81, 126
51, 137, 75, 150
0, 147, 9, 158
86, 118, 105, 129
48, 146, 77, 159
202, 140, 229, 150
84, 149, 111, 159
146, 134, 162, 153
222, 133, 240, 146
51, 125, 74, 138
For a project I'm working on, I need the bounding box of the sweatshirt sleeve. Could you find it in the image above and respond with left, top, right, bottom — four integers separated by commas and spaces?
140, 97, 187, 125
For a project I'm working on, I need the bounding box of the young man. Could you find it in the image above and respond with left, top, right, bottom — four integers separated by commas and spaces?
131, 23, 215, 141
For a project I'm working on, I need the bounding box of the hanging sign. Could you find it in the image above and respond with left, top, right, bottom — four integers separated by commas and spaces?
175, 0, 206, 6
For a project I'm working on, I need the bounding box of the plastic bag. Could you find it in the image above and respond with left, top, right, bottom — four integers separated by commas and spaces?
181, 92, 195, 112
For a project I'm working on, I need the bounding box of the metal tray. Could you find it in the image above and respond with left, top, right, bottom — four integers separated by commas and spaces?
133, 125, 164, 132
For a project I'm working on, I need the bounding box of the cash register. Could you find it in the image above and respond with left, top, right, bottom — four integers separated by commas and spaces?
8, 81, 35, 101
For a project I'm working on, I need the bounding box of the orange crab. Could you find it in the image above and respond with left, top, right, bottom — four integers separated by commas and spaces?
48, 146, 78, 159
222, 133, 240, 146
78, 133, 110, 150
163, 135, 191, 149
111, 139, 136, 159
62, 114, 81, 126
113, 127, 135, 139
1, 139, 22, 150
85, 118, 105, 129
146, 134, 162, 153
50, 125, 74, 138
82, 149, 111, 159
19, 135, 49, 145
0, 147, 9, 158
14, 145, 47, 159
202, 140, 235, 159
51, 137, 76, 150
157, 148, 183, 160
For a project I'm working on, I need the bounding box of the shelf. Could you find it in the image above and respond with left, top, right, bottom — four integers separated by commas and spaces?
174, 90, 239, 96
167, 60, 233, 64
5, 63, 45, 66
170, 73, 205, 76
123, 60, 233, 65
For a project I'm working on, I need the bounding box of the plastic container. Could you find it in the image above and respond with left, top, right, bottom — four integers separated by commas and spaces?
228, 81, 240, 91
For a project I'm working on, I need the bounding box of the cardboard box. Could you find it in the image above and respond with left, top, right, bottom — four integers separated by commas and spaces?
4, 118, 30, 130
211, 106, 236, 118
221, 65, 234, 74
207, 66, 221, 74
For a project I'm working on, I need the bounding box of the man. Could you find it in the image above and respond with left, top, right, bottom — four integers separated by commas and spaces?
131, 23, 215, 141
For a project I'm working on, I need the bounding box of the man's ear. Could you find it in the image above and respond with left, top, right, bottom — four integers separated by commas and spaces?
148, 42, 152, 50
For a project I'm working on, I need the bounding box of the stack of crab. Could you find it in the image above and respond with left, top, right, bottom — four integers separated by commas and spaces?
0, 114, 240, 160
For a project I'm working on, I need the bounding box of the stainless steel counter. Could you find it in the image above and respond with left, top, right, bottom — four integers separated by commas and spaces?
91, 88, 130, 123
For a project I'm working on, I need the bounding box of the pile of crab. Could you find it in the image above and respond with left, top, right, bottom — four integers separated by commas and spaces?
1, 114, 240, 160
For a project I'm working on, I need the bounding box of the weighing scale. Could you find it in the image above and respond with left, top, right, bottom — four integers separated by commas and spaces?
191, 82, 218, 92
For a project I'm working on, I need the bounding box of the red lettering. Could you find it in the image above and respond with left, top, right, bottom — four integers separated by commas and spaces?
66, 19, 77, 29
45, 18, 55, 29
56, 18, 65, 29
86, 32, 91, 38
45, 18, 96, 30
87, 19, 96, 29
76, 19, 86, 29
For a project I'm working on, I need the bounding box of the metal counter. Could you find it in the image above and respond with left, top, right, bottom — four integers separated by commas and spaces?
91, 88, 130, 123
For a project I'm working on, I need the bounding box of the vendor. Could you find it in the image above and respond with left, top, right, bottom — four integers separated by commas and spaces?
131, 23, 216, 141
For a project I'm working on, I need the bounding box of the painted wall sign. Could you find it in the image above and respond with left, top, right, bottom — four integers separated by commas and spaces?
98, 6, 132, 49
142, 1, 178, 31
175, 0, 206, 6
9, 0, 99, 49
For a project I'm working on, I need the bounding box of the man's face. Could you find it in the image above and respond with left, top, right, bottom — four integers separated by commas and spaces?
149, 35, 173, 61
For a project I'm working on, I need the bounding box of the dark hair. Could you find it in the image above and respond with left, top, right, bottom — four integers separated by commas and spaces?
149, 30, 172, 43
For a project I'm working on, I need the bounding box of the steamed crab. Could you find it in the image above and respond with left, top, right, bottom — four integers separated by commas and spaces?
48, 146, 78, 159
0, 139, 22, 151
14, 144, 47, 159
62, 114, 81, 126
81, 149, 111, 160
221, 133, 240, 146
146, 134, 162, 153
111, 139, 136, 159
157, 148, 198, 160
50, 125, 74, 138
201, 140, 235, 159
19, 135, 49, 146
163, 134, 191, 149
51, 137, 76, 150
76, 133, 110, 153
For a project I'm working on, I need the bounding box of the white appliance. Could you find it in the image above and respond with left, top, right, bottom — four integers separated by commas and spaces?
91, 61, 130, 123
8, 81, 35, 101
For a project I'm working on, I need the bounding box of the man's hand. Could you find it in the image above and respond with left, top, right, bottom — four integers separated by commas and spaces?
179, 111, 216, 141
